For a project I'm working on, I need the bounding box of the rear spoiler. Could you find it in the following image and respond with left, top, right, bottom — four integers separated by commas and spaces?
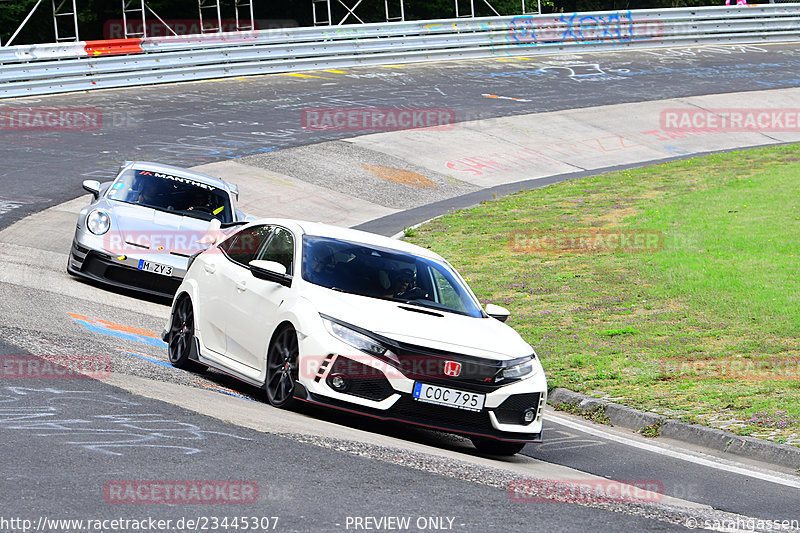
227, 183, 240, 201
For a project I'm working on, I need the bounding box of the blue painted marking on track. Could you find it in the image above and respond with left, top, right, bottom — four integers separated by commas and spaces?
198, 386, 257, 403
117, 349, 257, 403
119, 349, 173, 368
70, 317, 168, 349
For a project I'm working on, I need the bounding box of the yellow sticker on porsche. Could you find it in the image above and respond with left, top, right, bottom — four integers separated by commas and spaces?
138, 259, 173, 277
413, 382, 485, 412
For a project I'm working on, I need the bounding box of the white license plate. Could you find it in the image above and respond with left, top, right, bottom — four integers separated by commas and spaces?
138, 259, 173, 277
413, 382, 485, 412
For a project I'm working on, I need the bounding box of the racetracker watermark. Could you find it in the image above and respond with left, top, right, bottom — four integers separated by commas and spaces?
301, 107, 456, 132
298, 353, 515, 383
103, 230, 217, 256
660, 108, 800, 132
510, 229, 663, 254
661, 358, 800, 380
0, 108, 102, 132
1, 355, 112, 380
104, 481, 258, 504
103, 18, 296, 39
508, 479, 664, 504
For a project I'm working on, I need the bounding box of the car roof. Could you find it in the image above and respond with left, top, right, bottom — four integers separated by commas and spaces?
125, 161, 237, 193
249, 218, 444, 261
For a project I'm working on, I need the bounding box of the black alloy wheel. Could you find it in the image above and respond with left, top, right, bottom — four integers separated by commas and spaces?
265, 326, 299, 408
168, 297, 201, 370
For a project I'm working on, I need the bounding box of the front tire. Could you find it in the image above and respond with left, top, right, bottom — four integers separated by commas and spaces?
168, 296, 201, 371
264, 326, 299, 408
470, 436, 526, 456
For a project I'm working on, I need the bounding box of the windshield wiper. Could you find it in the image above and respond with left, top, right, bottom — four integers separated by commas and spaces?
394, 298, 467, 317
397, 305, 444, 318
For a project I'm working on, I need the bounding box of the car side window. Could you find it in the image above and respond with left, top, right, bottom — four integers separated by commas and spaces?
430, 267, 466, 313
219, 225, 273, 266
257, 227, 294, 274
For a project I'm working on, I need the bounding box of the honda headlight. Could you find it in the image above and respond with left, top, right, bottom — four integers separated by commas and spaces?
86, 210, 111, 235
323, 318, 392, 357
501, 355, 538, 380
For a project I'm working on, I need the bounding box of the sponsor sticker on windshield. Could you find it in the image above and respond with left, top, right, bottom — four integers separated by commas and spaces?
137, 170, 214, 190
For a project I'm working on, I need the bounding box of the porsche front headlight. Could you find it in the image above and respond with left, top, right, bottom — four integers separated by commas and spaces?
86, 210, 111, 235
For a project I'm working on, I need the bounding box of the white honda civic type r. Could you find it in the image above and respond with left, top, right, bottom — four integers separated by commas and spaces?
164, 219, 547, 455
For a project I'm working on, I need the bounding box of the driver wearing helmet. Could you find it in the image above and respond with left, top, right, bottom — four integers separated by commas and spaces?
386, 268, 414, 298
306, 249, 337, 287
186, 188, 211, 212
137, 180, 159, 205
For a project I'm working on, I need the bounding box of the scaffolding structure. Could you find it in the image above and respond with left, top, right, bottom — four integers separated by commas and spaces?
235, 0, 256, 30
2, 0, 540, 47
122, 0, 182, 38
52, 0, 80, 42
197, 0, 255, 34
121, 0, 146, 38
455, 0, 500, 18
313, 0, 408, 25
521, 0, 542, 15
312, 0, 409, 25
198, 0, 222, 33
311, 0, 535, 26
385, 0, 405, 22
312, 0, 332, 25
4, 0, 80, 47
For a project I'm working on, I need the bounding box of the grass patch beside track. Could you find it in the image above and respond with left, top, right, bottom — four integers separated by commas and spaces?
406, 144, 800, 445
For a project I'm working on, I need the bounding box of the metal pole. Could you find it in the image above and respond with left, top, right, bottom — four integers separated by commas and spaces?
145, 4, 179, 37
52, 0, 61, 42
5, 0, 44, 47
73, 0, 79, 39
235, 0, 255, 31
122, 0, 146, 38
52, 0, 80, 42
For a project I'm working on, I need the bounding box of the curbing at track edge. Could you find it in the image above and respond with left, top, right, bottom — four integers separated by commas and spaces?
548, 387, 800, 471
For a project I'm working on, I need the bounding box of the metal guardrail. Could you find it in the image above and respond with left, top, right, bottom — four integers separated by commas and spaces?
1, 5, 799, 99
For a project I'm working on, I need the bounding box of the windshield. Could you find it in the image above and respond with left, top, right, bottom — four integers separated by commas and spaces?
105, 169, 234, 223
302, 235, 484, 318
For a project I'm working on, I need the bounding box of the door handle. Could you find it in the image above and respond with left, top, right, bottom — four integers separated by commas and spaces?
204, 263, 216, 274
236, 280, 247, 292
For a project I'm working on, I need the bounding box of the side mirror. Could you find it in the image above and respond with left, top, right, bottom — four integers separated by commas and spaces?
82, 180, 101, 199
249, 260, 292, 287
485, 303, 510, 322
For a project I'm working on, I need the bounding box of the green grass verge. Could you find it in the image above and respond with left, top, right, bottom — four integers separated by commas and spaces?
406, 144, 800, 443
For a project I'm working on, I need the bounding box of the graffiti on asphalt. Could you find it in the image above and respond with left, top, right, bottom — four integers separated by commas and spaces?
0, 386, 251, 456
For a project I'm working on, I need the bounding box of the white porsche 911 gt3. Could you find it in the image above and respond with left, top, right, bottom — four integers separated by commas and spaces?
68, 161, 248, 298
163, 219, 547, 455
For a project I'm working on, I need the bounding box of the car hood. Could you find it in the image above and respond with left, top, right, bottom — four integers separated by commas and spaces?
105, 202, 216, 255
304, 284, 533, 361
